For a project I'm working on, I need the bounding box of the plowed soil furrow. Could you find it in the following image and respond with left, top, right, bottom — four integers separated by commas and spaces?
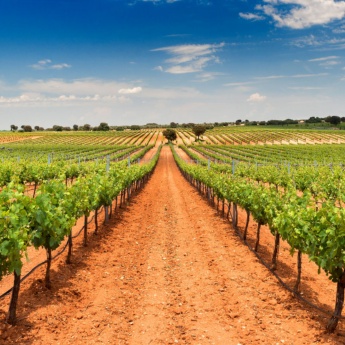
0, 146, 344, 345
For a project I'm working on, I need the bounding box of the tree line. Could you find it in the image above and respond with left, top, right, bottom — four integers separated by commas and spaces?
9, 115, 345, 133
10, 123, 112, 132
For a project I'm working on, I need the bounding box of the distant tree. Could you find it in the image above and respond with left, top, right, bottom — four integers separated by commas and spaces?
73, 124, 79, 131
267, 120, 283, 126
170, 122, 178, 128
130, 125, 141, 130
283, 119, 298, 125
341, 117, 345, 123
116, 126, 124, 131
98, 122, 110, 131
22, 125, 32, 132
325, 116, 341, 126
306, 116, 323, 124
235, 119, 242, 125
145, 123, 159, 128
182, 122, 195, 128
34, 126, 40, 131
83, 124, 92, 131
163, 129, 177, 142
10, 125, 18, 131
192, 125, 206, 141
53, 125, 63, 132
63, 126, 71, 131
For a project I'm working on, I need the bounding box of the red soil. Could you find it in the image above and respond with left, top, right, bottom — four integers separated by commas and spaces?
0, 145, 344, 344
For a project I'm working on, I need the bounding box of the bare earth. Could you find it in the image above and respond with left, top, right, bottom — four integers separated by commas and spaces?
0, 145, 344, 345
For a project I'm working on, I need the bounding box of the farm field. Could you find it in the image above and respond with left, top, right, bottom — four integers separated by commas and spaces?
176, 127, 345, 146
1, 129, 345, 344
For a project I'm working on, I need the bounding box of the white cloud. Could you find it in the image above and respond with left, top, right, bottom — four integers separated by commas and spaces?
319, 60, 340, 67
19, 78, 122, 96
118, 87, 142, 94
308, 56, 340, 68
154, 66, 164, 72
257, 0, 345, 29
0, 94, 117, 104
224, 81, 256, 87
333, 24, 345, 33
152, 43, 224, 74
30, 59, 71, 70
195, 72, 225, 82
0, 78, 202, 107
247, 93, 267, 102
51, 63, 71, 70
255, 75, 285, 80
289, 86, 325, 90
254, 73, 328, 80
0, 79, 145, 105
308, 55, 339, 62
239, 12, 265, 21
165, 65, 201, 74
291, 73, 328, 78
291, 35, 322, 48
224, 81, 256, 92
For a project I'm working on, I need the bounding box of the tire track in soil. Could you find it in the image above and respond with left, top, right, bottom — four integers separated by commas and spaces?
1, 145, 344, 345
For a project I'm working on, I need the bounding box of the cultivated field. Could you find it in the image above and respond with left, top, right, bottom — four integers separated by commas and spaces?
1, 128, 345, 344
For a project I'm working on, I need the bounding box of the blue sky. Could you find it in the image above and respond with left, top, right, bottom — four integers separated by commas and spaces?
1, 0, 345, 129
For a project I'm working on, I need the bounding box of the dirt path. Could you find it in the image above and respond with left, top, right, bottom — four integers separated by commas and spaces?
0, 146, 344, 344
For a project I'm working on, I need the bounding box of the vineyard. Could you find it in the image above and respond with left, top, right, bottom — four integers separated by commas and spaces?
1, 128, 345, 344
175, 127, 345, 146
